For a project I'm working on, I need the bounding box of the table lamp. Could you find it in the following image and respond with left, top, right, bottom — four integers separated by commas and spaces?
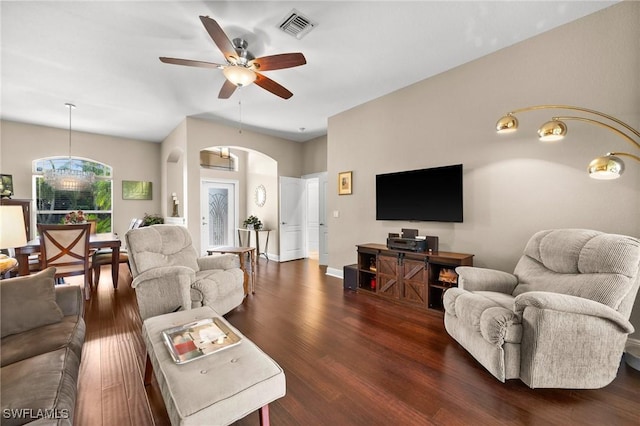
0, 205, 28, 275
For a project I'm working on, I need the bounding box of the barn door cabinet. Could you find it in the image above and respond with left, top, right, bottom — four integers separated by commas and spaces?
356, 243, 474, 312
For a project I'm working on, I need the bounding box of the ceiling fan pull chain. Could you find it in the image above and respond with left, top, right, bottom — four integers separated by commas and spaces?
238, 89, 243, 134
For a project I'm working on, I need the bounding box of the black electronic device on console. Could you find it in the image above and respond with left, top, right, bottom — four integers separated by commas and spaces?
387, 237, 426, 252
386, 235, 439, 253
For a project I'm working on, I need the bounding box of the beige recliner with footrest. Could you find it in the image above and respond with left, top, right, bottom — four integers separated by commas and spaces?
125, 225, 244, 321
443, 229, 640, 388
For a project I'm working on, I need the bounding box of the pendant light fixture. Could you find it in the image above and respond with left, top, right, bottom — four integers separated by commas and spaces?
44, 103, 95, 191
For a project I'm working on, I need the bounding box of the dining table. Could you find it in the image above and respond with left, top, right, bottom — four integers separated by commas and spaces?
14, 232, 122, 289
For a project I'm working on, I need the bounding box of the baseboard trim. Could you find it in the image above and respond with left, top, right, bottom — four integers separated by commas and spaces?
326, 267, 343, 279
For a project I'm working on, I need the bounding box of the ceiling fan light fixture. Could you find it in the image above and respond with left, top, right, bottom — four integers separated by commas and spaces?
161, 16, 306, 99
223, 66, 256, 87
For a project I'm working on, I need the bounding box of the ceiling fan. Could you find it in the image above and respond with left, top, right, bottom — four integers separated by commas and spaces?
160, 15, 306, 100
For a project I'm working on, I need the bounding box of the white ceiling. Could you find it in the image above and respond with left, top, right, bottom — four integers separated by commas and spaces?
1, 1, 618, 143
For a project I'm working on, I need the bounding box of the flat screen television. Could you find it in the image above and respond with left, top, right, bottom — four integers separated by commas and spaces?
376, 164, 463, 222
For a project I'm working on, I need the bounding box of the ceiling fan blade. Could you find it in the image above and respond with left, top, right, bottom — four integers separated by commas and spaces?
252, 53, 307, 71
218, 79, 237, 99
199, 15, 236, 60
254, 73, 293, 99
159, 57, 224, 69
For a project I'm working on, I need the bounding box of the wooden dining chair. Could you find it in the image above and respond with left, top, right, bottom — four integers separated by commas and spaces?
37, 223, 92, 300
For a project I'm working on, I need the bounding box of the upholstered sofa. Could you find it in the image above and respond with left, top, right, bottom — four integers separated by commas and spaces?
1, 267, 85, 425
443, 229, 640, 389
125, 225, 245, 321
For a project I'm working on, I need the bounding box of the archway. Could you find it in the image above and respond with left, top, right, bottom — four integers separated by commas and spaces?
200, 146, 278, 257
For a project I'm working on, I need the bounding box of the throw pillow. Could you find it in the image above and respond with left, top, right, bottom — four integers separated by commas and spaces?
1, 267, 64, 338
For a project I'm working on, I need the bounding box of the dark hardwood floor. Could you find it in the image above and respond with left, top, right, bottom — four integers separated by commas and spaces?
74, 258, 640, 426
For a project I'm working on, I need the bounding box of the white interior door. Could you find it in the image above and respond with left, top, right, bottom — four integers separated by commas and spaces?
201, 180, 238, 254
318, 172, 328, 266
306, 178, 320, 259
279, 176, 305, 262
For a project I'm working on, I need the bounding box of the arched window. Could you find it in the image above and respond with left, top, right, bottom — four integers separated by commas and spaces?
33, 157, 113, 232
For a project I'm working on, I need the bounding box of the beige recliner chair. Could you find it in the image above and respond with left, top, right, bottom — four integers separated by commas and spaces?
125, 225, 245, 320
443, 229, 640, 389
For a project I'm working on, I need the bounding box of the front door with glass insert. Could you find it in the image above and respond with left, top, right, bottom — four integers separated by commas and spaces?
201, 180, 237, 253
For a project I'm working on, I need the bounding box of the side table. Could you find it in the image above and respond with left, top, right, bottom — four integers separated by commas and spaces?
207, 246, 256, 294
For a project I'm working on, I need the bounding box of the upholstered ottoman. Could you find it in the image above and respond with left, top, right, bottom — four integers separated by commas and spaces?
142, 306, 286, 425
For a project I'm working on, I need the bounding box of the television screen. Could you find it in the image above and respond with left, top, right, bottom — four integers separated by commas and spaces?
376, 164, 463, 222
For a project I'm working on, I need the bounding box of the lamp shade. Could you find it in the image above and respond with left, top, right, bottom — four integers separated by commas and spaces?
588, 155, 625, 180
537, 120, 567, 142
496, 114, 518, 133
0, 205, 27, 249
223, 66, 256, 87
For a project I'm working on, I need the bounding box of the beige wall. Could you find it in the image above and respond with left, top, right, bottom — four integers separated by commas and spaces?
327, 3, 640, 335
161, 119, 187, 219
0, 120, 161, 237
301, 135, 328, 175
246, 151, 278, 255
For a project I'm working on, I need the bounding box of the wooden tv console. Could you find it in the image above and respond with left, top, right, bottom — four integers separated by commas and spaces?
356, 243, 474, 312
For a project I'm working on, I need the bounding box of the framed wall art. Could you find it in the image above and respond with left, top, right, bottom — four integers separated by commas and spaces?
0, 174, 14, 198
338, 171, 352, 195
122, 180, 152, 200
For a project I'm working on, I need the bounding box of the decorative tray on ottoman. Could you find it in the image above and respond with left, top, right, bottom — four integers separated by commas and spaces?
162, 317, 241, 364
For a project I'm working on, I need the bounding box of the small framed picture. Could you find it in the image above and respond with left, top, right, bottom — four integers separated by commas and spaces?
338, 171, 352, 195
0, 174, 14, 198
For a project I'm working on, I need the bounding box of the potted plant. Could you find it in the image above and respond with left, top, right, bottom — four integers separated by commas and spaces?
141, 213, 164, 227
243, 215, 262, 230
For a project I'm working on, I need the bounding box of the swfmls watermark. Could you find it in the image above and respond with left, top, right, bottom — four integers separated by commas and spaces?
2, 408, 70, 420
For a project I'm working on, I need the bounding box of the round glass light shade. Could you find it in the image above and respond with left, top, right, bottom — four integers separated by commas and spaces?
223, 66, 256, 87
496, 115, 518, 133
588, 155, 625, 180
537, 120, 567, 142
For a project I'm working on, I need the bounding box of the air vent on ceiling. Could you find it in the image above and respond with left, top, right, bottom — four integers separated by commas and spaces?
277, 9, 317, 39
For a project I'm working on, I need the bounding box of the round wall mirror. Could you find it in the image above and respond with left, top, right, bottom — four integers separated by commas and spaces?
255, 185, 266, 207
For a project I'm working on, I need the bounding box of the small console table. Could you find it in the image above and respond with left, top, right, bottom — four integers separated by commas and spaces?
356, 243, 474, 312
237, 228, 271, 261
